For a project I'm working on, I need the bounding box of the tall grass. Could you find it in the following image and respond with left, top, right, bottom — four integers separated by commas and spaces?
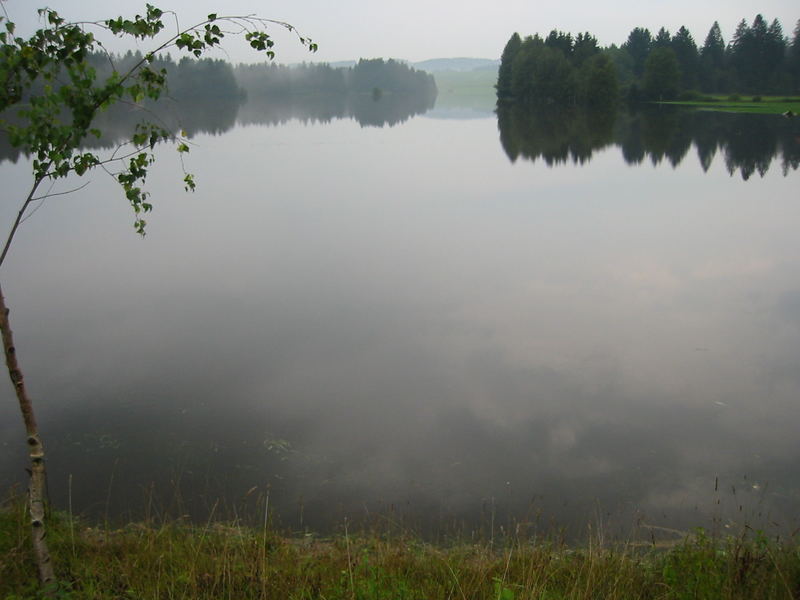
2, 491, 799, 599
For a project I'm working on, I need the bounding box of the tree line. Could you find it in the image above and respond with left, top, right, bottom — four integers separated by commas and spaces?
0, 72, 435, 166
8, 50, 437, 118
113, 53, 438, 100
497, 31, 619, 108
234, 58, 437, 99
0, 54, 437, 161
497, 14, 800, 106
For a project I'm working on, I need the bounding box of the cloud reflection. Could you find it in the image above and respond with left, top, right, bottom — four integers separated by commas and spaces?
1, 111, 799, 540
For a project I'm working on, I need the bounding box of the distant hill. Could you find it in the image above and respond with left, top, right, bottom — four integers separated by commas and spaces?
327, 60, 357, 69
412, 58, 500, 73
288, 58, 499, 74
285, 58, 500, 77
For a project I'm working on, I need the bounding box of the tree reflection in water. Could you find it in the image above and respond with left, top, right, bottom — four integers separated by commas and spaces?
497, 105, 800, 180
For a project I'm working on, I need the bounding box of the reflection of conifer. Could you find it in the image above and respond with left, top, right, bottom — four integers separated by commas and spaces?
618, 112, 647, 165
780, 118, 800, 174
496, 106, 799, 179
724, 114, 777, 179
496, 107, 521, 162
496, 105, 616, 166
692, 115, 725, 172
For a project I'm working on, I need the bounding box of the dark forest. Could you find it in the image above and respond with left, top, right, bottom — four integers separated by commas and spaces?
497, 15, 800, 107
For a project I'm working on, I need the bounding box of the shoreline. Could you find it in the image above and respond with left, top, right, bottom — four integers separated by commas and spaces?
3, 499, 798, 599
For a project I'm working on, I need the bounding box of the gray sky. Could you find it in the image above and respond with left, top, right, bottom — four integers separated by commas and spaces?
3, 0, 798, 64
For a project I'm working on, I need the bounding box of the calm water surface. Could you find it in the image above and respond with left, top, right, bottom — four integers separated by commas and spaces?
1, 99, 799, 540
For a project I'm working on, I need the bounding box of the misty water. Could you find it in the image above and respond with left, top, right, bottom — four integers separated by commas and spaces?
1, 95, 799, 541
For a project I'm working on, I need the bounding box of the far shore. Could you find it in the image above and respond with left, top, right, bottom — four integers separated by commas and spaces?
658, 94, 800, 115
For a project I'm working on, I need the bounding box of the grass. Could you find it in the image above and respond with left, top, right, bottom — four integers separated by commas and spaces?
431, 70, 499, 113
3, 495, 800, 599
433, 69, 498, 105
660, 94, 800, 115
433, 69, 498, 96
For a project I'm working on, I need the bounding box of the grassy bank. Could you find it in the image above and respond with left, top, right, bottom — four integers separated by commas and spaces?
660, 94, 800, 115
431, 70, 499, 114
2, 501, 800, 599
433, 69, 498, 96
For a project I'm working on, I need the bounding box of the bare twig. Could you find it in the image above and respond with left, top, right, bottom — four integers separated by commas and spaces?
28, 181, 92, 204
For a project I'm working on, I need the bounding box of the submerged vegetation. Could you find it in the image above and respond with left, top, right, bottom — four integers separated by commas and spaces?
2, 496, 799, 599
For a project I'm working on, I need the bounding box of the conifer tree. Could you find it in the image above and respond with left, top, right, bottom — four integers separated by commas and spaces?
497, 32, 522, 101
572, 32, 600, 67
545, 30, 574, 58
700, 21, 726, 91
653, 27, 672, 49
729, 15, 787, 92
622, 27, 652, 78
671, 26, 699, 90
791, 20, 800, 91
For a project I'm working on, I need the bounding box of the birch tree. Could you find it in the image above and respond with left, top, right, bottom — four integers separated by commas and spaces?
0, 4, 315, 591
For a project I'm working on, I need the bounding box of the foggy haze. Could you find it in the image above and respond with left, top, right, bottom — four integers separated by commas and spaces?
4, 0, 798, 65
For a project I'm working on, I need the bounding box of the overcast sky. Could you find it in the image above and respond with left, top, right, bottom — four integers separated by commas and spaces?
3, 0, 798, 64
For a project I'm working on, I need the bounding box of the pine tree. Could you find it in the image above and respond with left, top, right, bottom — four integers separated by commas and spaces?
653, 27, 672, 49
545, 30, 574, 58
765, 19, 787, 88
497, 32, 522, 101
791, 20, 800, 92
729, 15, 787, 92
671, 26, 699, 90
728, 18, 753, 91
572, 32, 600, 67
700, 22, 726, 91
701, 22, 725, 67
622, 27, 652, 78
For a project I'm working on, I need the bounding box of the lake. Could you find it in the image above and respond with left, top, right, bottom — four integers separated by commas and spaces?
1, 95, 799, 542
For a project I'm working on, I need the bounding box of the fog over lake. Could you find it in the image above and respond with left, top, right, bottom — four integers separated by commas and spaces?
1, 97, 799, 540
